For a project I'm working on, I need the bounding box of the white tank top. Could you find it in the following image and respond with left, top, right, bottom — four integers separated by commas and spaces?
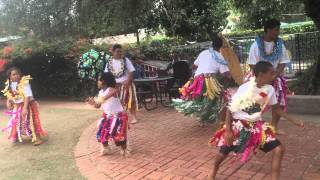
98, 88, 123, 114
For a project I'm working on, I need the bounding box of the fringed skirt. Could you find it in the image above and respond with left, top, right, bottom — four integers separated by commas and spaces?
209, 119, 278, 162
3, 101, 47, 143
96, 112, 128, 146
119, 83, 139, 111
172, 74, 230, 123
244, 72, 289, 111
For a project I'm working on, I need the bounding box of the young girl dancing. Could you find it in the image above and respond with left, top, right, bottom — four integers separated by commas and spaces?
209, 61, 304, 180
2, 67, 47, 145
86, 72, 130, 157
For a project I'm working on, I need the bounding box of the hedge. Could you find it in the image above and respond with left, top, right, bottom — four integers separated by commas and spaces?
225, 21, 317, 37
0, 38, 110, 99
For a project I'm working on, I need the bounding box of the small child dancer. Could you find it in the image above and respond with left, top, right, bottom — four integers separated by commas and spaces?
209, 61, 304, 180
2, 67, 47, 145
86, 72, 130, 157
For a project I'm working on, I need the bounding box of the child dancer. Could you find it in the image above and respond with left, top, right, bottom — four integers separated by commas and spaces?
172, 35, 232, 123
104, 44, 138, 124
209, 61, 304, 180
2, 67, 47, 145
86, 72, 130, 157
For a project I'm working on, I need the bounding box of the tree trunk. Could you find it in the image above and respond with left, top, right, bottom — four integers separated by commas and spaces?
136, 29, 140, 45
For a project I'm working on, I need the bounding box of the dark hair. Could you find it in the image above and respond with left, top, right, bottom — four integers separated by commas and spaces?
112, 44, 122, 51
253, 61, 273, 77
97, 72, 116, 88
264, 19, 281, 32
6, 67, 22, 79
211, 35, 223, 50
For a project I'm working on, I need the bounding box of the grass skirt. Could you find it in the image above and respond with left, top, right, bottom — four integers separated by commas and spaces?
209, 119, 276, 162
96, 112, 128, 146
119, 83, 138, 111
172, 75, 230, 123
3, 101, 47, 143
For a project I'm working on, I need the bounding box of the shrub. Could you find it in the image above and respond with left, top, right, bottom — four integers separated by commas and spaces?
0, 38, 110, 99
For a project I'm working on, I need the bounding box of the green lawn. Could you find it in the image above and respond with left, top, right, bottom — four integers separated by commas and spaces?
0, 103, 99, 180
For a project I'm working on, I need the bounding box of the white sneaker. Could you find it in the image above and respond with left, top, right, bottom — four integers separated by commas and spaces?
100, 146, 111, 156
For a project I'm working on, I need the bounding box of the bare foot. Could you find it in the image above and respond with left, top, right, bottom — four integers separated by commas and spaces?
130, 119, 138, 124
207, 171, 214, 180
33, 139, 43, 146
276, 129, 286, 135
100, 146, 111, 156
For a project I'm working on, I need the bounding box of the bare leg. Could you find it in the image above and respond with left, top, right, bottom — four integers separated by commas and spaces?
271, 144, 285, 180
33, 135, 43, 146
272, 105, 285, 135
208, 153, 228, 180
130, 106, 138, 124
120, 143, 130, 157
100, 143, 111, 156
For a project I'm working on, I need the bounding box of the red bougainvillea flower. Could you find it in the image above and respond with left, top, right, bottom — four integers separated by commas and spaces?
3, 46, 14, 57
0, 59, 7, 72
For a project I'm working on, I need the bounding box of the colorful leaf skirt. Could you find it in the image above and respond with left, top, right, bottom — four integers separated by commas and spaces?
209, 119, 276, 162
3, 101, 47, 143
119, 83, 139, 111
172, 74, 230, 123
96, 112, 128, 146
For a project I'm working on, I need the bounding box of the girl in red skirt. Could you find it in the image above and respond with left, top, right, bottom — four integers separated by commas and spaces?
86, 72, 130, 157
2, 67, 47, 145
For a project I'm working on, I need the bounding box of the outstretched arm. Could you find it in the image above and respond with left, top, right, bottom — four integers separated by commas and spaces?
224, 109, 233, 146
272, 105, 304, 128
86, 87, 118, 108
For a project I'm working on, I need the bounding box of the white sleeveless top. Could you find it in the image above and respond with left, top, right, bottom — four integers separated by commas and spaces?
98, 88, 123, 114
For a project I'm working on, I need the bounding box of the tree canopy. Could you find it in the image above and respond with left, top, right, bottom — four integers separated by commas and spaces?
0, 0, 229, 41
304, 0, 320, 29
231, 0, 304, 29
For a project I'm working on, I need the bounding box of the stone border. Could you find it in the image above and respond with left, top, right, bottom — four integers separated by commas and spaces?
288, 95, 320, 114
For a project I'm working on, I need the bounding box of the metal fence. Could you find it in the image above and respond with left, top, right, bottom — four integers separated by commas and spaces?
228, 31, 320, 74
173, 31, 320, 75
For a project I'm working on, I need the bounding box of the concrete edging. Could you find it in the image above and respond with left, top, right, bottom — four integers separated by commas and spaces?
287, 95, 320, 114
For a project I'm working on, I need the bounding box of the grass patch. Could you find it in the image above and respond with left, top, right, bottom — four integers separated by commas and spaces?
0, 103, 99, 180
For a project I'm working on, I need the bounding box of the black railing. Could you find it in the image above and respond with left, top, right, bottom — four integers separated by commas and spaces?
174, 31, 320, 75
228, 31, 320, 74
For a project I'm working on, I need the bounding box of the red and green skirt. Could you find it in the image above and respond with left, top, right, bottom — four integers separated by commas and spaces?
96, 112, 128, 146
172, 74, 231, 123
3, 101, 47, 143
209, 119, 277, 162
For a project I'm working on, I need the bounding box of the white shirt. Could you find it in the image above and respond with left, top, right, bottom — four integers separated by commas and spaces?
98, 88, 123, 114
104, 57, 135, 84
10, 82, 34, 103
231, 81, 277, 121
248, 41, 291, 69
194, 49, 229, 76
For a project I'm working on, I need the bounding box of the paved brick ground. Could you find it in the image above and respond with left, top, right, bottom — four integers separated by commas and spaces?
74, 108, 320, 180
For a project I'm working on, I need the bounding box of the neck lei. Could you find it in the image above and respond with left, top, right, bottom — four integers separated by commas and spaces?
107, 58, 127, 78
2, 75, 32, 101
256, 36, 283, 63
228, 77, 268, 113
209, 47, 228, 65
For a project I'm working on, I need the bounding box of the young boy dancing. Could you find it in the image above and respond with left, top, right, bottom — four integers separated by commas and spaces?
209, 61, 304, 180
